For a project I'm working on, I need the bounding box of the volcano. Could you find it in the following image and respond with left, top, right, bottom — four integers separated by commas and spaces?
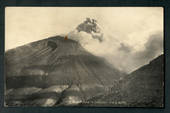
5, 36, 123, 106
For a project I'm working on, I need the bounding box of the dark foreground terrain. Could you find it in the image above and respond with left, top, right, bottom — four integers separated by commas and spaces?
82, 55, 164, 107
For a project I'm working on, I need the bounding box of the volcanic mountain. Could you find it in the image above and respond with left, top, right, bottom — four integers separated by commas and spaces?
5, 36, 123, 106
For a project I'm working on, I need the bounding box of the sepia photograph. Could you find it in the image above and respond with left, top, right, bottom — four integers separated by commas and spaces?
4, 7, 164, 107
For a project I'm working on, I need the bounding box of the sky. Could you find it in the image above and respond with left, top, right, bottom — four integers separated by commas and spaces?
5, 7, 163, 73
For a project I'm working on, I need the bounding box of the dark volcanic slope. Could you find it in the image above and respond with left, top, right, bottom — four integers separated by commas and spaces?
121, 54, 164, 107
84, 55, 164, 107
5, 36, 123, 106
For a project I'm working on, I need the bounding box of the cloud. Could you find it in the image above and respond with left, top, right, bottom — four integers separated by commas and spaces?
68, 25, 163, 73
118, 43, 133, 53
76, 18, 104, 42
112, 32, 163, 73
132, 32, 163, 66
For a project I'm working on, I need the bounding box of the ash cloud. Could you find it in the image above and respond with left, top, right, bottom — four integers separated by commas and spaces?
76, 18, 103, 42
68, 18, 163, 73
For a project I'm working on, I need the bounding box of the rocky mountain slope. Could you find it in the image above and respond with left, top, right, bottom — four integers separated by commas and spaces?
84, 54, 164, 107
122, 54, 164, 107
5, 36, 123, 106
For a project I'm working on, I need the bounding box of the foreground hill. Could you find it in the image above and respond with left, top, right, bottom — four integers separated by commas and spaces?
83, 54, 164, 107
122, 54, 164, 107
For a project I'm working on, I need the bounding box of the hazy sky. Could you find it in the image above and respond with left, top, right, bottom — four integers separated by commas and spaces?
5, 7, 163, 73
